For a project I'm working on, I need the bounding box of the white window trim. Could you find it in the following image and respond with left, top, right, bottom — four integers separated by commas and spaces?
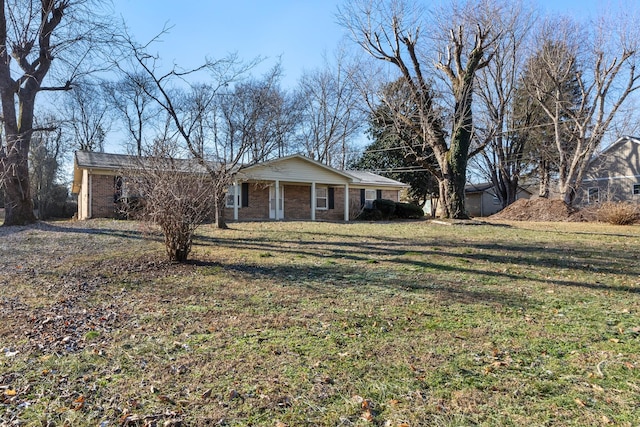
364, 189, 376, 208
226, 185, 241, 208
587, 187, 599, 204
316, 186, 328, 210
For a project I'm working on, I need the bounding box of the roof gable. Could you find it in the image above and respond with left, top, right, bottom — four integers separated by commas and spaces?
586, 136, 640, 179
240, 154, 355, 185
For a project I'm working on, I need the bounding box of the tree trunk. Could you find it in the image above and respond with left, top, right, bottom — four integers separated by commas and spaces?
439, 173, 468, 219
1, 99, 37, 225
505, 177, 519, 208
538, 159, 550, 198
437, 80, 474, 220
213, 196, 228, 229
2, 139, 36, 226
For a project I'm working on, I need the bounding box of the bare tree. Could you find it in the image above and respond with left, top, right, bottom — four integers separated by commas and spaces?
0, 0, 112, 225
473, 1, 536, 209
219, 64, 300, 164
339, 0, 500, 218
116, 31, 259, 229
297, 49, 364, 169
29, 118, 67, 219
103, 73, 157, 156
63, 78, 112, 152
525, 15, 640, 205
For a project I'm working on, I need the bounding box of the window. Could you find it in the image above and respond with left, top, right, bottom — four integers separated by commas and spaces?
316, 187, 328, 210
226, 185, 240, 208
634, 184, 640, 195
365, 189, 376, 208
587, 187, 599, 204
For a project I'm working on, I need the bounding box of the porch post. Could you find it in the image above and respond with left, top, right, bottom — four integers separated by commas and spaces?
275, 179, 280, 220
311, 182, 316, 221
233, 181, 239, 221
344, 183, 350, 221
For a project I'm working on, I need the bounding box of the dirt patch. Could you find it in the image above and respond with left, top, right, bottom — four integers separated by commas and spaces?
489, 198, 589, 222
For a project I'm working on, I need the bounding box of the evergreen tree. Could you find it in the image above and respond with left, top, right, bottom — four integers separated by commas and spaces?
515, 41, 582, 197
351, 80, 439, 208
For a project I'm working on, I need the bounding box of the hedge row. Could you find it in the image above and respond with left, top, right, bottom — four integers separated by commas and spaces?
357, 199, 424, 221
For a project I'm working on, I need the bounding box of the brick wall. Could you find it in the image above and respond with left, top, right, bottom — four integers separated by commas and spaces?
284, 185, 311, 220
316, 186, 345, 221
225, 183, 270, 220
224, 182, 401, 222
91, 174, 117, 218
380, 189, 399, 201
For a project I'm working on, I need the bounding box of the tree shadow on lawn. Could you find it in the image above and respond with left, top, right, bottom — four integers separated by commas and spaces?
188, 258, 538, 309
29, 220, 160, 242
196, 233, 640, 281
189, 239, 639, 315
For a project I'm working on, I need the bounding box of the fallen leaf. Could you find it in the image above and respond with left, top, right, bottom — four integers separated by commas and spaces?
158, 395, 176, 405
4, 389, 17, 397
362, 399, 374, 410
73, 395, 85, 411
201, 389, 212, 399
575, 398, 586, 407
361, 409, 374, 422
275, 422, 288, 427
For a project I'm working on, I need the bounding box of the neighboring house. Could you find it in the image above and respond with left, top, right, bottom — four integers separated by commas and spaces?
465, 182, 533, 217
575, 136, 640, 206
71, 151, 408, 222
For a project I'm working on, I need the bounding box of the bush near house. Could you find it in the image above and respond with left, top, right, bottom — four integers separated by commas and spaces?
357, 199, 425, 220
395, 201, 425, 219
596, 201, 640, 225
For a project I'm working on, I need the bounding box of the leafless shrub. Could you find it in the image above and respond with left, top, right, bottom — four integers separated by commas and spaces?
349, 196, 365, 221
595, 201, 640, 225
121, 148, 215, 262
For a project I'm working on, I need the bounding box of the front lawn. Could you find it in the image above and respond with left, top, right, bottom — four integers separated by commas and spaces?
1, 219, 639, 426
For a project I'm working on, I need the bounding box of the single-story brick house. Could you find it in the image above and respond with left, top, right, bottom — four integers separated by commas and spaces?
575, 135, 640, 206
71, 151, 408, 221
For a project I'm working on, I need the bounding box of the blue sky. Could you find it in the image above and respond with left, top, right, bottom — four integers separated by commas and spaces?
110, 0, 607, 89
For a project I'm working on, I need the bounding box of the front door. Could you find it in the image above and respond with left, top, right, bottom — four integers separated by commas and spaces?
269, 185, 284, 219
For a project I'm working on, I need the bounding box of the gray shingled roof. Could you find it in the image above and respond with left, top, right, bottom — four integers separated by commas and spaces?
74, 151, 407, 188
345, 170, 408, 187
75, 151, 211, 174
75, 151, 140, 170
